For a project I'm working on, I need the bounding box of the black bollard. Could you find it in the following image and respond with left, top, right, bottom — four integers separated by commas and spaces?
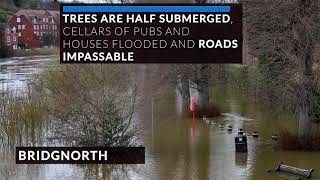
252, 131, 259, 138
235, 129, 247, 153
272, 133, 278, 141
227, 125, 233, 132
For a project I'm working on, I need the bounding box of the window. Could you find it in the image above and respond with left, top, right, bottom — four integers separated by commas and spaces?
17, 17, 21, 23
22, 25, 25, 29
33, 25, 36, 30
13, 36, 16, 41
7, 36, 10, 42
18, 25, 21, 29
18, 32, 21, 37
13, 45, 17, 50
12, 27, 16, 33
7, 28, 10, 33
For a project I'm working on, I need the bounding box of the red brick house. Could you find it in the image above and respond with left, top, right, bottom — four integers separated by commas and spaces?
6, 9, 60, 49
0, 22, 18, 49
5, 24, 18, 49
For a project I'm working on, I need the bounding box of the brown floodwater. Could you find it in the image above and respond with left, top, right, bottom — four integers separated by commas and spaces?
138, 83, 320, 180
0, 59, 319, 179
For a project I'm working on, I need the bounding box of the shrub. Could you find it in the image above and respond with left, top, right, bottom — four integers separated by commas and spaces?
194, 102, 221, 118
277, 128, 320, 150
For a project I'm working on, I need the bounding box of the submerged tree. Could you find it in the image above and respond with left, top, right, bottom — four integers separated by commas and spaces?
42, 65, 140, 146
244, 0, 320, 137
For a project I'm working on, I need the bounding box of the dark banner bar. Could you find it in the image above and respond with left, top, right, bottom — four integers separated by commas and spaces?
60, 4, 242, 64
16, 147, 145, 164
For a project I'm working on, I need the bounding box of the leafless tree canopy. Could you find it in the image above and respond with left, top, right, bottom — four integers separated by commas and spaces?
43, 65, 140, 146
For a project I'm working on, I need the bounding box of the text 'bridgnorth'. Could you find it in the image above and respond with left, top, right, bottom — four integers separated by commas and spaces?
18, 150, 108, 161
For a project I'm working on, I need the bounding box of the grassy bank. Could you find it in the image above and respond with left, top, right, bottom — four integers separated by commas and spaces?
0, 48, 59, 59
13, 48, 59, 57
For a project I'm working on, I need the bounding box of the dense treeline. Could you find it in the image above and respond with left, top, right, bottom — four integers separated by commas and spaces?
211, 0, 320, 148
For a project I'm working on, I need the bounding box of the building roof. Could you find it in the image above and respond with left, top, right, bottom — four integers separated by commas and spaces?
15, 9, 60, 24
48, 11, 60, 23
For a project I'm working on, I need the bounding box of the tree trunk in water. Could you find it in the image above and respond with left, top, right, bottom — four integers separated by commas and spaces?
181, 76, 190, 101
136, 0, 193, 101
298, 52, 313, 137
296, 0, 315, 138
198, 78, 209, 109
198, 65, 210, 108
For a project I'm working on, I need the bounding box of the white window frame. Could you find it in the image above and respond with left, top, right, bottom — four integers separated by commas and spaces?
17, 17, 21, 23
7, 36, 10, 42
13, 36, 16, 41
18, 32, 21, 37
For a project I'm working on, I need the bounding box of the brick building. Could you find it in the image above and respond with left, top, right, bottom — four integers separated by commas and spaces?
0, 22, 18, 49
6, 9, 60, 49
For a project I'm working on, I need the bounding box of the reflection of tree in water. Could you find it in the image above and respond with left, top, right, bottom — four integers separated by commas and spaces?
81, 164, 135, 180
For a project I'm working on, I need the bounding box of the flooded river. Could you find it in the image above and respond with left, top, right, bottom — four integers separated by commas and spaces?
0, 57, 319, 179
0, 56, 55, 91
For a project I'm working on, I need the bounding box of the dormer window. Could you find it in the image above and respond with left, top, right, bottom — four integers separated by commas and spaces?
11, 27, 16, 33
17, 16, 21, 23
33, 17, 37, 24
